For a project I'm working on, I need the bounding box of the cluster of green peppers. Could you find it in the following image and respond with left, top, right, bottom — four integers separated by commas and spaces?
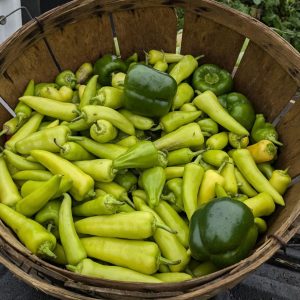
0, 50, 290, 283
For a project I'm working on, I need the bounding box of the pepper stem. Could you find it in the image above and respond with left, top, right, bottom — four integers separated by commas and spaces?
194, 154, 204, 164
38, 242, 56, 259
193, 149, 206, 158
87, 189, 96, 199
53, 138, 65, 151
268, 138, 283, 146
202, 131, 211, 137
156, 222, 177, 234
16, 114, 25, 126
90, 93, 105, 106
283, 167, 290, 174
0, 129, 7, 137
160, 192, 176, 204
66, 265, 77, 272
157, 151, 168, 168
105, 195, 124, 207
71, 113, 84, 123
150, 124, 162, 131
121, 195, 135, 209
159, 256, 181, 266
144, 50, 149, 65
94, 121, 106, 135
195, 54, 205, 61
68, 135, 84, 142
217, 160, 228, 174
47, 223, 54, 232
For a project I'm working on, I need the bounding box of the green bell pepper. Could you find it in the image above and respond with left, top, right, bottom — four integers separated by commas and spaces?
192, 64, 233, 96
218, 93, 255, 131
94, 54, 127, 86
123, 64, 177, 117
189, 197, 258, 267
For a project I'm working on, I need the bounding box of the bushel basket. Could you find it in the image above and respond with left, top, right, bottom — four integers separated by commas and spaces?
0, 0, 300, 299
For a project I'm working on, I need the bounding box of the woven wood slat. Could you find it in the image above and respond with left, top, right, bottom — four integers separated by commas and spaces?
274, 100, 300, 178
265, 182, 300, 240
0, 39, 59, 107
233, 42, 299, 122
46, 15, 115, 71
181, 12, 245, 72
0, 0, 300, 299
0, 105, 12, 130
112, 6, 177, 59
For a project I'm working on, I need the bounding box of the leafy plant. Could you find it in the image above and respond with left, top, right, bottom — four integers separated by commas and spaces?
217, 0, 300, 51
176, 1, 300, 51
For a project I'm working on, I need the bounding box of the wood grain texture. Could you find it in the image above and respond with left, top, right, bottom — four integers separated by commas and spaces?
46, 15, 114, 71
234, 42, 298, 121
266, 182, 300, 238
0, 40, 59, 108
0, 0, 299, 298
181, 12, 245, 72
112, 7, 177, 59
275, 100, 300, 178
0, 105, 11, 146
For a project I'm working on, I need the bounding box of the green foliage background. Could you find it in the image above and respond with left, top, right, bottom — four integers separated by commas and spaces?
176, 0, 300, 51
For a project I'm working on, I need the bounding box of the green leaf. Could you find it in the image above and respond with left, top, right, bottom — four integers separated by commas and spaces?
253, 0, 262, 5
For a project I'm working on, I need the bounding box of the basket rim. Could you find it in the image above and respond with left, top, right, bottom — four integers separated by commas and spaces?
0, 217, 298, 299
0, 0, 300, 298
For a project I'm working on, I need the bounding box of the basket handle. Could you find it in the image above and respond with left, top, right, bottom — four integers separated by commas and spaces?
0, 6, 33, 26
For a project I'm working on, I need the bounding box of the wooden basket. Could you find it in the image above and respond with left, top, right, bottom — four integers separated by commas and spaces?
0, 0, 300, 299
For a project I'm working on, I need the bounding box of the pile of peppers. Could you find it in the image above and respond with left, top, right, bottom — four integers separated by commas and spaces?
0, 49, 291, 283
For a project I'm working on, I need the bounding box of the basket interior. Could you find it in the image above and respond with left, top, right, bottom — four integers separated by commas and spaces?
0, 0, 300, 298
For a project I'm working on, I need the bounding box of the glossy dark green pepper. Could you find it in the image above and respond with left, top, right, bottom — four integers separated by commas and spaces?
189, 197, 258, 268
218, 93, 255, 131
94, 54, 127, 86
123, 64, 177, 117
192, 64, 233, 96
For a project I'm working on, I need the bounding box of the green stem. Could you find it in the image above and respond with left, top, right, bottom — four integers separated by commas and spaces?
38, 242, 56, 259
217, 160, 228, 174
150, 124, 162, 131
71, 113, 84, 123
66, 265, 77, 272
156, 222, 177, 234
0, 129, 7, 137
159, 256, 181, 266
195, 55, 205, 60
202, 131, 211, 137
53, 138, 65, 151
194, 154, 204, 164
68, 135, 84, 142
269, 138, 283, 146
121, 195, 135, 209
160, 192, 176, 204
193, 149, 206, 158
105, 197, 124, 206
158, 151, 168, 168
